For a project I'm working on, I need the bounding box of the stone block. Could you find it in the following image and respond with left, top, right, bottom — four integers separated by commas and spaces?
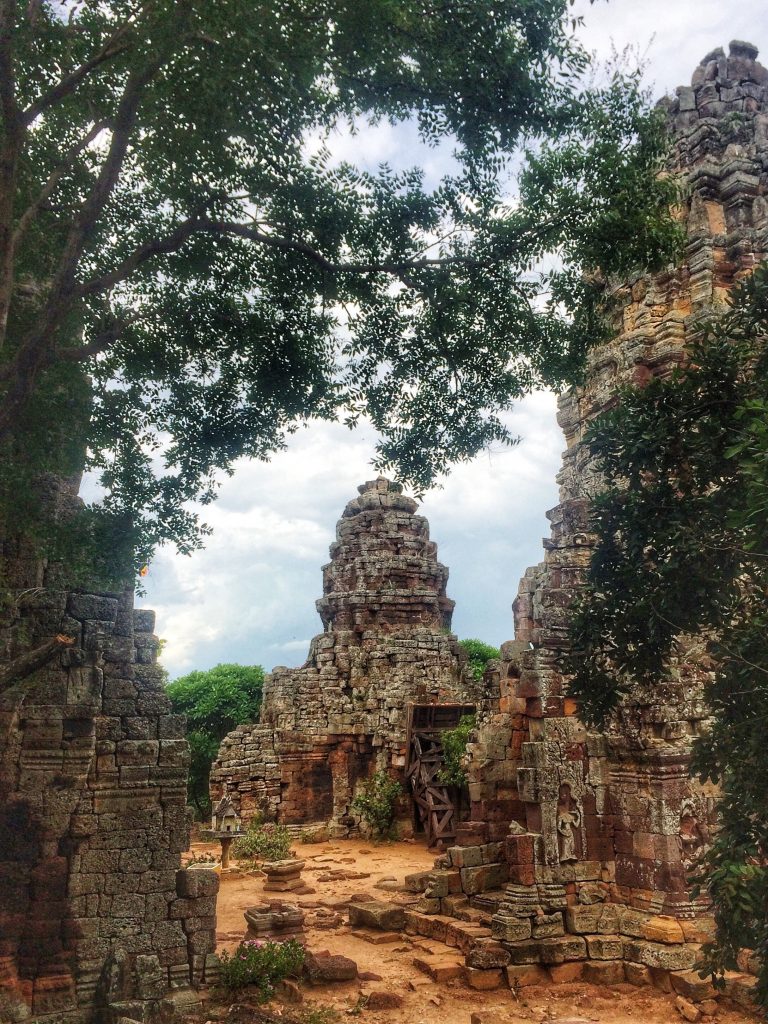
620, 908, 650, 938
403, 870, 431, 892
424, 870, 462, 898
622, 939, 697, 972
643, 915, 686, 944
675, 996, 701, 1022
466, 941, 511, 970
538, 936, 587, 964
304, 952, 358, 983
587, 934, 623, 960
449, 846, 483, 868
566, 904, 602, 934
670, 970, 716, 1002
625, 962, 653, 987
460, 862, 508, 896
67, 594, 118, 622
532, 912, 564, 939
503, 939, 543, 964
549, 962, 585, 984
505, 964, 549, 988
491, 915, 532, 943
348, 901, 405, 931
583, 960, 625, 986
413, 956, 463, 982
464, 967, 503, 990
176, 868, 219, 899
365, 990, 403, 1009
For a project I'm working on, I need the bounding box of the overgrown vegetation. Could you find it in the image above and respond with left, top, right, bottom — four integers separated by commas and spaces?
459, 639, 500, 681
217, 938, 305, 997
352, 770, 402, 838
232, 814, 293, 863
166, 663, 264, 817
438, 714, 477, 788
566, 265, 768, 1009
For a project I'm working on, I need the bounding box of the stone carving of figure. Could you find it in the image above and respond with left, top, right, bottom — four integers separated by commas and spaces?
679, 799, 708, 870
556, 783, 582, 863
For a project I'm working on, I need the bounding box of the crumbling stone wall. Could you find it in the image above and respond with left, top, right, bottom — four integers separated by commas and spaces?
211, 478, 481, 833
468, 40, 768, 926
0, 496, 216, 1022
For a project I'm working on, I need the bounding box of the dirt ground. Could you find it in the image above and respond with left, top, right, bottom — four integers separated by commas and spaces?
185, 837, 757, 1024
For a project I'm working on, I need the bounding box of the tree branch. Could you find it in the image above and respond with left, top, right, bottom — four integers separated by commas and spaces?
0, 0, 22, 352
0, 62, 160, 436
21, 5, 149, 125
11, 119, 108, 252
0, 633, 75, 693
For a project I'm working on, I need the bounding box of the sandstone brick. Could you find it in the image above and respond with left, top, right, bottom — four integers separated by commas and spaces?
538, 936, 587, 964
587, 934, 624, 960
464, 967, 503, 990
675, 996, 701, 1022
623, 939, 697, 972
491, 915, 532, 943
466, 941, 511, 970
625, 962, 654, 987
670, 970, 716, 1002
643, 915, 686, 944
505, 964, 549, 988
583, 960, 625, 985
549, 962, 585, 984
349, 901, 405, 931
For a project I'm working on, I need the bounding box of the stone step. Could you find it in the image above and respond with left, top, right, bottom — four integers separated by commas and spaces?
350, 928, 402, 945
412, 955, 464, 982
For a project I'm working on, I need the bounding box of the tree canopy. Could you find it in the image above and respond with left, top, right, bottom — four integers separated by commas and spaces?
567, 265, 768, 1009
166, 661, 264, 815
0, 0, 680, 581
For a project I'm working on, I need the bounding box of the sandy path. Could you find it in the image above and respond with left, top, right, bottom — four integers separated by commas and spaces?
188, 837, 757, 1024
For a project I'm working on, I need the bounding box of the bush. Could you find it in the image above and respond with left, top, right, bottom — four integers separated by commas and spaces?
218, 938, 305, 996
437, 714, 476, 787
458, 638, 500, 681
352, 770, 402, 838
232, 814, 293, 863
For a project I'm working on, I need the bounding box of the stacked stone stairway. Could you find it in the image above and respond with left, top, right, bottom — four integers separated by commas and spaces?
345, 837, 758, 1012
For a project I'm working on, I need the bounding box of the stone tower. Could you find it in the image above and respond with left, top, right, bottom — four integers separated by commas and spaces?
0, 479, 217, 1023
211, 477, 479, 832
467, 40, 768, 927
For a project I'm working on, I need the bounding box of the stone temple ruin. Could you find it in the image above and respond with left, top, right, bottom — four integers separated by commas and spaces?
1, 39, 766, 1024
212, 42, 768, 1007
210, 476, 483, 840
0, 484, 219, 1023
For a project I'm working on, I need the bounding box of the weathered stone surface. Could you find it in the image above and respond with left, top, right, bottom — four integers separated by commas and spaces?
466, 940, 511, 970
304, 951, 358, 983
348, 900, 406, 931
0, 559, 214, 1022
365, 990, 404, 1009
463, 967, 503, 990
587, 935, 624, 960
211, 477, 481, 833
623, 939, 697, 972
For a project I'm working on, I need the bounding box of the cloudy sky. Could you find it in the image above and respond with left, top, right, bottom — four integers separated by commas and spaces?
141, 0, 768, 680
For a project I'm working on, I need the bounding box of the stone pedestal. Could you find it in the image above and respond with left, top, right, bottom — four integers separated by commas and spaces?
244, 902, 306, 942
262, 858, 308, 892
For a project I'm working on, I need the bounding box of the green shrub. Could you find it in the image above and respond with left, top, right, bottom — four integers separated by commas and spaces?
218, 938, 305, 996
438, 714, 476, 787
352, 770, 402, 838
232, 814, 293, 862
458, 638, 500, 680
